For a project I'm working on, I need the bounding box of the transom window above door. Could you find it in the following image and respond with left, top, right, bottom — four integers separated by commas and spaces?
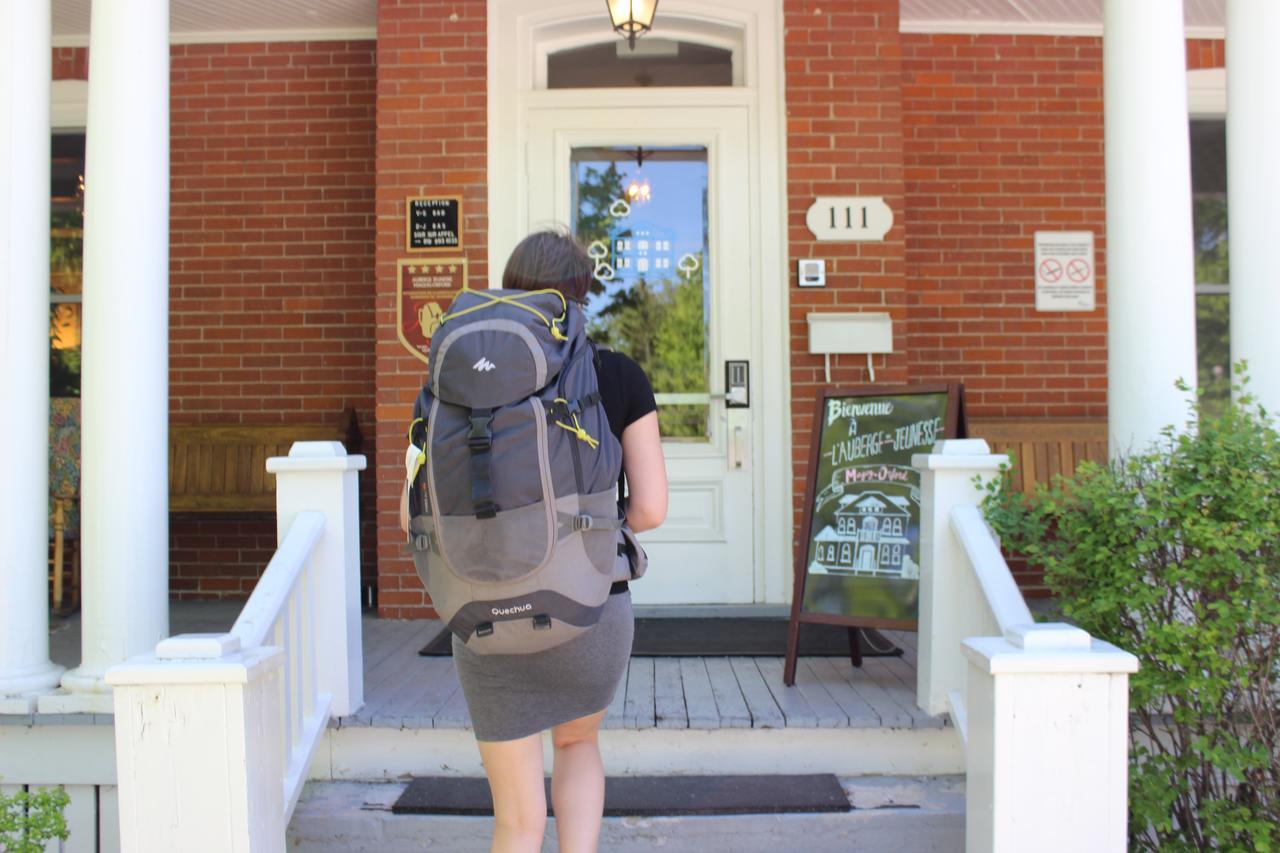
547, 39, 734, 88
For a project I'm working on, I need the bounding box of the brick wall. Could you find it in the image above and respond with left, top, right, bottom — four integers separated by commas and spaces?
55, 42, 378, 600
1187, 38, 1225, 70
53, 47, 88, 79
900, 33, 1224, 591
784, 0, 909, 562
901, 33, 1107, 420
374, 1, 488, 618
900, 34, 1226, 422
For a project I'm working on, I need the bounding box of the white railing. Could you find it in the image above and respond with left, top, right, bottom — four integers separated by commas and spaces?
914, 439, 1139, 853
106, 441, 366, 853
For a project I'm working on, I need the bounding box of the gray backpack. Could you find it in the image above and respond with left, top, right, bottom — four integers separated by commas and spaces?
406, 288, 645, 655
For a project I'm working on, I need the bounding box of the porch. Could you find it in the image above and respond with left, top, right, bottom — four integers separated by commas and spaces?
21, 601, 956, 777
0, 439, 1135, 853
0, 603, 961, 852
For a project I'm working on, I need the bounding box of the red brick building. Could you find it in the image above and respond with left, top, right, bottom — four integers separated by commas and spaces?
30, 1, 1251, 622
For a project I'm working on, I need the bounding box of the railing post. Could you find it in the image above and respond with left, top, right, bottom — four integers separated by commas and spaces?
912, 439, 1007, 715
105, 642, 286, 853
963, 625, 1138, 852
266, 441, 367, 716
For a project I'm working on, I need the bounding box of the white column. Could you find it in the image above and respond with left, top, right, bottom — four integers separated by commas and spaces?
58, 0, 171, 703
0, 0, 65, 706
267, 442, 367, 716
1103, 0, 1198, 456
1227, 0, 1280, 412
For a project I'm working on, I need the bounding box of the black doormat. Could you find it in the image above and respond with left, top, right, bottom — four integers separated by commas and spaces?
392, 774, 851, 817
418, 617, 903, 658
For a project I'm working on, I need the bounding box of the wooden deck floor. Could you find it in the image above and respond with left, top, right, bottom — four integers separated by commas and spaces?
340, 619, 942, 732
36, 603, 944, 732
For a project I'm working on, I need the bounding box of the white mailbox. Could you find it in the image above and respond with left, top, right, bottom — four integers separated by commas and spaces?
806, 312, 894, 382
807, 312, 893, 354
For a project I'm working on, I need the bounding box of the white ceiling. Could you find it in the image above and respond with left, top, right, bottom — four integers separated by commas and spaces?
900, 0, 1225, 35
50, 0, 1226, 45
52, 0, 377, 44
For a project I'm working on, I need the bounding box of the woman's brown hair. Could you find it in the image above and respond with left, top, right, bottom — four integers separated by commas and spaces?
501, 229, 594, 303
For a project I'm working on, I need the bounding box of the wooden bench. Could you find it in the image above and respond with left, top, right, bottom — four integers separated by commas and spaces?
967, 419, 1108, 495
169, 410, 362, 513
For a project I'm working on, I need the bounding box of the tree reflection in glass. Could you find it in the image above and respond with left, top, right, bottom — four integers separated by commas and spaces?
571, 147, 710, 440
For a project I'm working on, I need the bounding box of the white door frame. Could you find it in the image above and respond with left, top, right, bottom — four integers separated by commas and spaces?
487, 0, 792, 604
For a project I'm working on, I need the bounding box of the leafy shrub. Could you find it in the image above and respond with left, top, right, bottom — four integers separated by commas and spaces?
0, 786, 70, 853
982, 375, 1280, 851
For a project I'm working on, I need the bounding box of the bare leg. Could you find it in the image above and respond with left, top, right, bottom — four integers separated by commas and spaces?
477, 733, 547, 853
550, 709, 607, 853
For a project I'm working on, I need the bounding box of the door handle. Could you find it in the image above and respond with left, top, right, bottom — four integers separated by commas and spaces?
729, 425, 745, 470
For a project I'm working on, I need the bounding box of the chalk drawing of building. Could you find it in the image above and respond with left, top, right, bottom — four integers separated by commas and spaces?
808, 490, 913, 578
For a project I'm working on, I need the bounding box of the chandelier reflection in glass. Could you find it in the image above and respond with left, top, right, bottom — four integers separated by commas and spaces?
626, 177, 651, 204
606, 0, 658, 50
625, 146, 652, 204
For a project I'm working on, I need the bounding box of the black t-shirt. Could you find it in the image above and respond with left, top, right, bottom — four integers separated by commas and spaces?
593, 349, 657, 506
594, 348, 658, 441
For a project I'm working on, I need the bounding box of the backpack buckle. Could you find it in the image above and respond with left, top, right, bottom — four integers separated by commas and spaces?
467, 412, 493, 453
476, 622, 494, 638
532, 614, 552, 630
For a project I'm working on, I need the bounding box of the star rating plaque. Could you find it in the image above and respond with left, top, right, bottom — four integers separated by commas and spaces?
397, 257, 467, 363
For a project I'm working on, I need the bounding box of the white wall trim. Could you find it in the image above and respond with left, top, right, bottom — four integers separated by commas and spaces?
1187, 67, 1226, 119
51, 79, 88, 129
52, 27, 375, 48
900, 20, 1224, 40
488, 0, 793, 604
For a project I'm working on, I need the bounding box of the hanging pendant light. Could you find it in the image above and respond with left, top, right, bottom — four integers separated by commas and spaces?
607, 0, 658, 50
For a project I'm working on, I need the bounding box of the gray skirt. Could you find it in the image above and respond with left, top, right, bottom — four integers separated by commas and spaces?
452, 591, 634, 742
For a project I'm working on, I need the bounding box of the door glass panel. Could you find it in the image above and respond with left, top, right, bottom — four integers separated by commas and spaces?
571, 146, 710, 441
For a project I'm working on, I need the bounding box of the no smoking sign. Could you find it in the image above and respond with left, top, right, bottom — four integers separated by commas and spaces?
1034, 231, 1095, 312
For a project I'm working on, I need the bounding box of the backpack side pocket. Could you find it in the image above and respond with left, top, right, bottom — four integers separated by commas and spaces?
619, 523, 648, 581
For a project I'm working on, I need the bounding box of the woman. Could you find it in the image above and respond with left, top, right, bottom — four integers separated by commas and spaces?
404, 229, 667, 853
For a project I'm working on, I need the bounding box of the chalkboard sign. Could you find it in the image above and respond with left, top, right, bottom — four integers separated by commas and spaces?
784, 384, 965, 684
406, 196, 462, 252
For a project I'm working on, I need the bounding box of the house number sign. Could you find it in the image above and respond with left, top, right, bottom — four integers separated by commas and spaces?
805, 196, 893, 242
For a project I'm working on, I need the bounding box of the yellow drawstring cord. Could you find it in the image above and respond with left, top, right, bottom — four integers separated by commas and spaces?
440, 288, 569, 340
555, 417, 600, 450
551, 398, 599, 450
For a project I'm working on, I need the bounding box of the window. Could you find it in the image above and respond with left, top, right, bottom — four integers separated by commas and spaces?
547, 39, 733, 89
50, 132, 85, 398
1190, 120, 1228, 416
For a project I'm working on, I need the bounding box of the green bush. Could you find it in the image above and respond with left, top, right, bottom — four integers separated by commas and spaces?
982, 374, 1280, 851
0, 786, 70, 853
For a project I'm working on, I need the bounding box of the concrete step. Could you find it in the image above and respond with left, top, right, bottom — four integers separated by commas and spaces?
313, 725, 964, 781
287, 776, 965, 853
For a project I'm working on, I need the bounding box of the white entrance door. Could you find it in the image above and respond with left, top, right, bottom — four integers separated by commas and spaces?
527, 105, 755, 604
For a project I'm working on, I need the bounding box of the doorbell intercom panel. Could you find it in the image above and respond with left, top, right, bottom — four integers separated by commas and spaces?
725, 361, 750, 408
798, 259, 826, 287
